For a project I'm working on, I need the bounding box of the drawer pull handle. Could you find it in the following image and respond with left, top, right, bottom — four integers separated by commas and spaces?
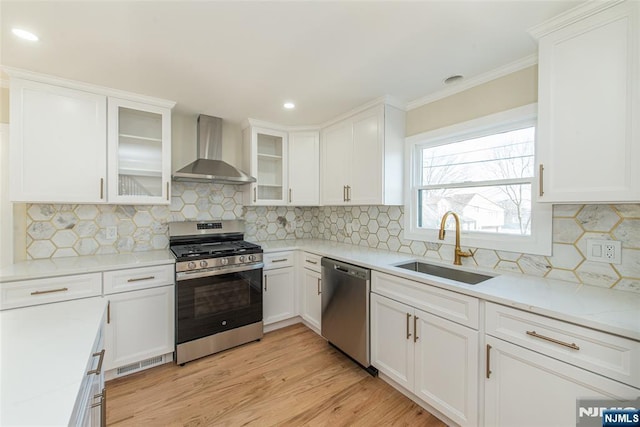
271, 259, 288, 263
31, 287, 68, 296
305, 259, 318, 265
264, 275, 268, 292
526, 330, 580, 351
406, 313, 411, 340
486, 344, 492, 378
317, 278, 321, 295
127, 276, 156, 282
413, 315, 419, 343
539, 164, 544, 197
87, 349, 106, 376
107, 301, 111, 324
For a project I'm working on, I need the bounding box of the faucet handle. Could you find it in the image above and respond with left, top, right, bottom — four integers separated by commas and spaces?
456, 248, 475, 258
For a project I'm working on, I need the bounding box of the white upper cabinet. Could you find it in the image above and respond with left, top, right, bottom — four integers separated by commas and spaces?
244, 123, 320, 206
320, 103, 404, 206
244, 126, 289, 205
9, 78, 108, 203
107, 98, 171, 204
288, 131, 319, 205
532, 1, 640, 203
6, 69, 175, 204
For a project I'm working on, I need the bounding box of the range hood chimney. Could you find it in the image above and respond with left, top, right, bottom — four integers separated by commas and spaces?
172, 115, 256, 184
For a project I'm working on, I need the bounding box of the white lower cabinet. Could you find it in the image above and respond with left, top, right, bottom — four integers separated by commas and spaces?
484, 301, 640, 426
371, 292, 478, 426
484, 335, 639, 427
301, 267, 322, 331
71, 315, 106, 427
263, 253, 296, 325
104, 285, 174, 371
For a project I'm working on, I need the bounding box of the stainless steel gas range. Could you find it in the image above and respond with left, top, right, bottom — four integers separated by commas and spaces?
169, 220, 263, 365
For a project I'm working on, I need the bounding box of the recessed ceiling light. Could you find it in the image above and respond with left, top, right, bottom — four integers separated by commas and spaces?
444, 75, 464, 85
283, 102, 295, 110
12, 28, 39, 42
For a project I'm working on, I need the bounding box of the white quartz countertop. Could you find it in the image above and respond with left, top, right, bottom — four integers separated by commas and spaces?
261, 239, 640, 341
0, 250, 175, 283
1, 297, 107, 426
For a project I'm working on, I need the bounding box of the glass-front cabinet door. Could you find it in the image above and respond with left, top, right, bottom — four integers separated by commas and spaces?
247, 127, 288, 205
107, 97, 172, 204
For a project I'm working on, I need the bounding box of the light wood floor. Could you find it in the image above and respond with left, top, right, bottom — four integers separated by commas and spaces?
106, 323, 445, 426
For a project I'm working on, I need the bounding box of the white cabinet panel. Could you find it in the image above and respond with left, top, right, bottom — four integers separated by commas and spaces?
534, 1, 640, 202
320, 103, 404, 206
320, 120, 352, 205
9, 79, 107, 203
484, 335, 639, 427
288, 131, 319, 205
301, 267, 321, 331
486, 302, 640, 388
263, 267, 296, 325
103, 264, 174, 295
372, 271, 479, 329
104, 285, 174, 370
371, 293, 415, 391
414, 310, 478, 427
351, 107, 383, 205
371, 293, 479, 426
1, 273, 102, 310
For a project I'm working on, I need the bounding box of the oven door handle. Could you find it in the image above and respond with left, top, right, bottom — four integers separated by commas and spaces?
176, 262, 264, 281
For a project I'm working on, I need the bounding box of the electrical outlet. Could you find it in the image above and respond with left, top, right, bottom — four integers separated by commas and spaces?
105, 226, 118, 241
586, 239, 621, 264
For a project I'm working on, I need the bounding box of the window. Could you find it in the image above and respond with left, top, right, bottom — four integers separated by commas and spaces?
405, 104, 552, 255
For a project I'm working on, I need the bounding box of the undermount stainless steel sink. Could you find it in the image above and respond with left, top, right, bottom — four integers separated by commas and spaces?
395, 261, 492, 285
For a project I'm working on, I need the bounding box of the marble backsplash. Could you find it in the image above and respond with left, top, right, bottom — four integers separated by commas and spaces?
23, 183, 640, 293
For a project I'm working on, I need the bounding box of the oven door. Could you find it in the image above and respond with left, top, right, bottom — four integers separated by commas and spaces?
176, 264, 263, 345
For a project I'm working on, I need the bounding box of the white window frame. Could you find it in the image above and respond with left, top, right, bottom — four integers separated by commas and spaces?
404, 104, 552, 256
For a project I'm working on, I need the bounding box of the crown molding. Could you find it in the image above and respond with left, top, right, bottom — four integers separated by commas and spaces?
528, 0, 624, 39
319, 95, 406, 129
406, 54, 538, 111
242, 118, 320, 132
1, 66, 176, 109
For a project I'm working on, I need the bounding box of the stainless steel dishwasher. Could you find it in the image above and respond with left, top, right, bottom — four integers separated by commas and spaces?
321, 257, 377, 375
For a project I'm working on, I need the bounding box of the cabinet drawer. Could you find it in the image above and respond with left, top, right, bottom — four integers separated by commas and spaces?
103, 264, 174, 295
264, 251, 295, 270
485, 302, 640, 388
372, 271, 479, 329
0, 273, 102, 310
302, 252, 321, 272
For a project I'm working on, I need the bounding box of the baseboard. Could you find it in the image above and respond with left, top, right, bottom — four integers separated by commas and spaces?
263, 316, 302, 333
105, 352, 173, 381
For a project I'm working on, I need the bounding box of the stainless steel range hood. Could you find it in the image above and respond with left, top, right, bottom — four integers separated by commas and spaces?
172, 115, 256, 184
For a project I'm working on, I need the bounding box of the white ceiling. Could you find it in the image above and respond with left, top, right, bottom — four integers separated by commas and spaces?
1, 1, 582, 126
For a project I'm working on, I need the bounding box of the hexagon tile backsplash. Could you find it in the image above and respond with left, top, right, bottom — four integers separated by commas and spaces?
23, 184, 640, 293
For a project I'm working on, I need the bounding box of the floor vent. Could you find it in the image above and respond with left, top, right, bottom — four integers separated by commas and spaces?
116, 355, 165, 377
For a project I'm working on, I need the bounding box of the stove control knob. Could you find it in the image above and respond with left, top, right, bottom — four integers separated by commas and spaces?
248, 254, 256, 262
239, 255, 245, 263
187, 261, 197, 270
199, 260, 208, 268
220, 258, 229, 266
